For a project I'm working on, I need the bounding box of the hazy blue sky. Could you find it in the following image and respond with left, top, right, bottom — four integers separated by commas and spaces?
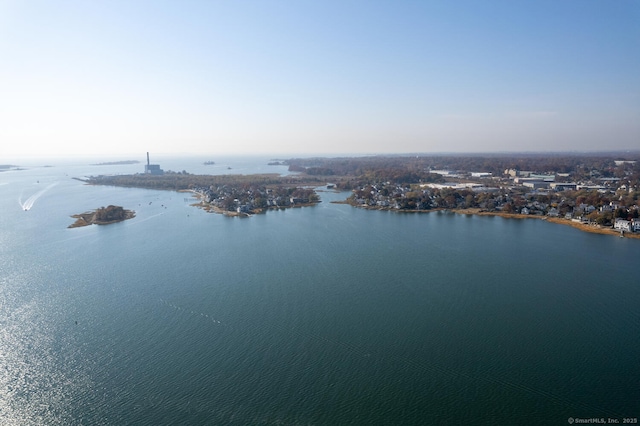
1, 0, 638, 158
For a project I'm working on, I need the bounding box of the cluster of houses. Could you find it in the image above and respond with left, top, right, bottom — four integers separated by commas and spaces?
192, 185, 314, 214
350, 183, 431, 210
347, 173, 640, 233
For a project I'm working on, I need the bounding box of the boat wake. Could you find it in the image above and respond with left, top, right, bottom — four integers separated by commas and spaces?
19, 182, 58, 211
129, 212, 164, 225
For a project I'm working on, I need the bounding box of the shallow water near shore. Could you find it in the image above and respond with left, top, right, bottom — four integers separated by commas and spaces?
1, 158, 639, 425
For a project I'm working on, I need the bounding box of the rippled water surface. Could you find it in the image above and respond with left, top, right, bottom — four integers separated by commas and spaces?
1, 158, 639, 425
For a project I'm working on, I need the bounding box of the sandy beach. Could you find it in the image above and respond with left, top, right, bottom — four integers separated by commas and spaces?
452, 208, 640, 239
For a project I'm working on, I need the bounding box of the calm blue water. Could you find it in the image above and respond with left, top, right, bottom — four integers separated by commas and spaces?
1, 157, 639, 425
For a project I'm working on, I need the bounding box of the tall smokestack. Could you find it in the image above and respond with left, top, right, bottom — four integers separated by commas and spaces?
147, 152, 150, 166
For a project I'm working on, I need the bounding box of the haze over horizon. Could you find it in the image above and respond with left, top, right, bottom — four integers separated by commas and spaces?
1, 0, 638, 159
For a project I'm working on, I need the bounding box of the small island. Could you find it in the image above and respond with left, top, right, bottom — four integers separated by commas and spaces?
0, 164, 19, 172
69, 205, 135, 228
91, 160, 140, 166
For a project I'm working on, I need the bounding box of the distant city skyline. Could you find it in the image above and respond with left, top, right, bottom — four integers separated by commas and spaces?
1, 0, 638, 158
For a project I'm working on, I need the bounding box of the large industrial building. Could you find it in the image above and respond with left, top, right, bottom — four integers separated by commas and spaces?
144, 152, 163, 175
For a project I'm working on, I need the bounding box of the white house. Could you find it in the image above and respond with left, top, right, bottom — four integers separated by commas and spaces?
614, 218, 632, 232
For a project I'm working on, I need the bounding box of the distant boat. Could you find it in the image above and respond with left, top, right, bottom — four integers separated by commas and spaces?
203, 161, 215, 165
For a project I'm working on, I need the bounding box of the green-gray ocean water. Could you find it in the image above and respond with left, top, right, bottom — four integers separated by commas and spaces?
1, 158, 638, 425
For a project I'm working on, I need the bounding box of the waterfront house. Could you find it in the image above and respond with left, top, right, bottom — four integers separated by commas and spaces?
614, 218, 632, 232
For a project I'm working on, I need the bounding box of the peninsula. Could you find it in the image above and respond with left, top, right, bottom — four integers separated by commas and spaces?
80, 172, 322, 216
69, 205, 135, 228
